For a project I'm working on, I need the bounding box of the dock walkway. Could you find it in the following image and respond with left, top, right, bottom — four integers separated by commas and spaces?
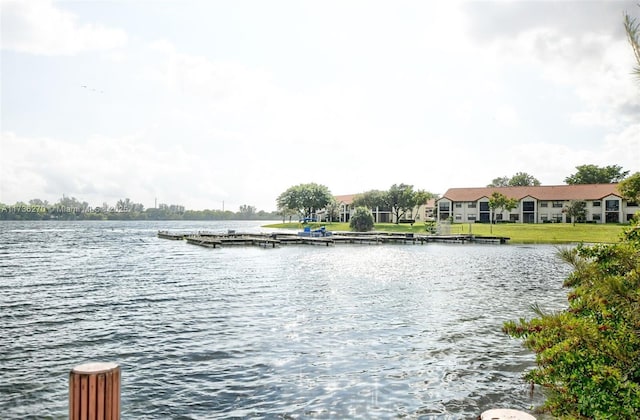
159, 231, 509, 249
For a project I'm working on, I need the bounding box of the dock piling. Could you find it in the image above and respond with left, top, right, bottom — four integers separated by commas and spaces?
69, 362, 120, 420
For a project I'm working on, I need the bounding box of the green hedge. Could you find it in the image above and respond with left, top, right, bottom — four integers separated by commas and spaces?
504, 216, 640, 418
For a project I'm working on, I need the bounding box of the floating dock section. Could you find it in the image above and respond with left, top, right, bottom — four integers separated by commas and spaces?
158, 231, 509, 249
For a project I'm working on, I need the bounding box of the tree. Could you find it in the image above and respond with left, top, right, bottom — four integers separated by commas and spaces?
564, 164, 629, 184
352, 190, 388, 210
564, 200, 587, 226
625, 7, 640, 80
276, 183, 333, 219
29, 198, 50, 207
488, 192, 518, 229
324, 198, 340, 223
278, 207, 298, 223
488, 176, 510, 187
54, 195, 90, 219
618, 172, 640, 203
387, 183, 419, 224
349, 206, 374, 232
488, 172, 540, 187
509, 172, 541, 186
414, 189, 435, 209
238, 204, 256, 219
503, 217, 640, 418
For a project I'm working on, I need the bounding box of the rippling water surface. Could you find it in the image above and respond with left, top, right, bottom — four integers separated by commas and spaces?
0, 221, 572, 419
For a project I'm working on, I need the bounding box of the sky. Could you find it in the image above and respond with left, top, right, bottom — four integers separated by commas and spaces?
1, 0, 639, 212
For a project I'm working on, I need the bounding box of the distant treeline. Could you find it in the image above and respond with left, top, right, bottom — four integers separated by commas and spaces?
0, 197, 279, 221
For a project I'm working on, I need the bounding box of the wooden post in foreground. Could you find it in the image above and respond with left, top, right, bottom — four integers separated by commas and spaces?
69, 362, 120, 420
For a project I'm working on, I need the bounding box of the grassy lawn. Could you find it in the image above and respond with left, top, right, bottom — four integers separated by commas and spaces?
264, 221, 626, 244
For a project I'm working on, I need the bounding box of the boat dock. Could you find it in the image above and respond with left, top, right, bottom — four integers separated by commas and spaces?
158, 231, 509, 249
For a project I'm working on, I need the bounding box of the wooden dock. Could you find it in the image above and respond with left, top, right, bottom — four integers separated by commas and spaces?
159, 231, 509, 248
157, 231, 185, 240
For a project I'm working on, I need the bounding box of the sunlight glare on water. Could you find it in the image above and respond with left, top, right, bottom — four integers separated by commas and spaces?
0, 221, 572, 419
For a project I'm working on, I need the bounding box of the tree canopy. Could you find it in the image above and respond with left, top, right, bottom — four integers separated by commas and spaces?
276, 183, 333, 219
618, 172, 640, 203
564, 164, 629, 185
488, 192, 518, 224
488, 172, 540, 187
509, 172, 541, 186
387, 184, 435, 223
352, 185, 434, 224
352, 189, 388, 210
0, 195, 276, 221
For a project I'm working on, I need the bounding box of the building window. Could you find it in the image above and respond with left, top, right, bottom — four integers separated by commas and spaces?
439, 202, 450, 211
552, 213, 563, 222
455, 203, 462, 208
552, 201, 563, 208
605, 200, 619, 212
592, 201, 601, 207
522, 201, 535, 212
467, 215, 476, 221
593, 214, 601, 221
540, 202, 548, 208
468, 202, 477, 208
455, 214, 462, 221
510, 214, 519, 222
479, 202, 489, 211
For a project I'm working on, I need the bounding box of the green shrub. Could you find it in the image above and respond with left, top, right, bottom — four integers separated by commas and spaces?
504, 215, 640, 418
349, 206, 374, 232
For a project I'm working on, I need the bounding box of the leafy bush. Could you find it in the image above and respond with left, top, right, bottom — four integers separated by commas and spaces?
504, 215, 640, 418
349, 206, 374, 232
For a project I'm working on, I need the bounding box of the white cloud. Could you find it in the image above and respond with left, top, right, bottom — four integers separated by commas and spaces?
483, 15, 639, 130
507, 124, 640, 186
0, 131, 229, 209
148, 40, 275, 113
601, 123, 640, 169
493, 105, 520, 127
1, 0, 127, 55
2, 2, 638, 210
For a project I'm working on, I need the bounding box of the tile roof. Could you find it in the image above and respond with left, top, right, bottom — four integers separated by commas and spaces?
334, 194, 355, 205
440, 184, 622, 202
334, 194, 437, 207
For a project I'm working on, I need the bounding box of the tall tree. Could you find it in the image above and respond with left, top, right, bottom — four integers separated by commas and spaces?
488, 176, 510, 187
387, 183, 419, 224
276, 183, 332, 219
238, 204, 256, 219
488, 173, 540, 187
618, 172, 640, 203
509, 172, 541, 186
414, 189, 435, 208
565, 164, 629, 184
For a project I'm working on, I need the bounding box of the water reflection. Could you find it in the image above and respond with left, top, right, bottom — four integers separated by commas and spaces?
0, 221, 571, 418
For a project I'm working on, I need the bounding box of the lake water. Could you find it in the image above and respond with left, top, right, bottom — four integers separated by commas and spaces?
0, 220, 572, 419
